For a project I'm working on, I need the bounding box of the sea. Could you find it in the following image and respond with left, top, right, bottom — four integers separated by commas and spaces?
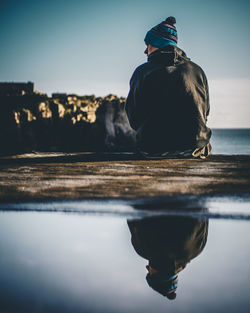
210, 128, 250, 154
0, 129, 250, 313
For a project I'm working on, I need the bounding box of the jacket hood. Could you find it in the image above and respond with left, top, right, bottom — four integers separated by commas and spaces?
148, 45, 190, 65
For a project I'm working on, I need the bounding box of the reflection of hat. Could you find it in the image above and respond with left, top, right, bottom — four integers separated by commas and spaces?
146, 273, 178, 300
144, 16, 178, 48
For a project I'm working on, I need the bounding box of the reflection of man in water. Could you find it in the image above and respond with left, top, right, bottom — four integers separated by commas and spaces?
127, 216, 208, 299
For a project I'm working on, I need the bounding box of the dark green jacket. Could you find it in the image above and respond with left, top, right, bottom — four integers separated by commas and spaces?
126, 45, 211, 154
128, 216, 208, 275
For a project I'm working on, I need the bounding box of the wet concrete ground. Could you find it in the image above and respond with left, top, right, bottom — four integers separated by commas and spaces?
0, 153, 250, 203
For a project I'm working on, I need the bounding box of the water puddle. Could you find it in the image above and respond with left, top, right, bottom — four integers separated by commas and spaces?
0, 205, 250, 313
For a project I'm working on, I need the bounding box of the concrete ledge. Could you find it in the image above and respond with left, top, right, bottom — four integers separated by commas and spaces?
0, 153, 249, 202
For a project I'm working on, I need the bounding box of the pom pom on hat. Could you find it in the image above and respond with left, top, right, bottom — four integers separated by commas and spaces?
165, 16, 176, 26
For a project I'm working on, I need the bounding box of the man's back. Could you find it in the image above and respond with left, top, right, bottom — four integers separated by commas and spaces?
126, 18, 211, 158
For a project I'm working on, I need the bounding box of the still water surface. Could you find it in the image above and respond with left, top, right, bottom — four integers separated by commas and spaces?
0, 211, 249, 313
211, 129, 250, 154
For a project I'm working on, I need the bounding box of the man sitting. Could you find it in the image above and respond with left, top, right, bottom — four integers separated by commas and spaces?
126, 16, 211, 158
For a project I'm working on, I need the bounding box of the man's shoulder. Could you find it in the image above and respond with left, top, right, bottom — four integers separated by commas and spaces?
129, 62, 151, 84
132, 61, 152, 75
183, 59, 207, 79
131, 61, 162, 82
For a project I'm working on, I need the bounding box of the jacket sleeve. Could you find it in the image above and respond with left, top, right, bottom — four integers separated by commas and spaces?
203, 72, 210, 120
125, 67, 146, 131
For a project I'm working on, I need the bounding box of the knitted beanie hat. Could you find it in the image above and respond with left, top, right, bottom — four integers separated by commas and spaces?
146, 273, 178, 300
144, 16, 178, 48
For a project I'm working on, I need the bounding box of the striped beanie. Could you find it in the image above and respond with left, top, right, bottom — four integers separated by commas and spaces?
144, 16, 178, 48
146, 273, 178, 300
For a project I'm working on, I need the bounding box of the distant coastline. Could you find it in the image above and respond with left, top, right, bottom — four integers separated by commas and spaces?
0, 82, 136, 154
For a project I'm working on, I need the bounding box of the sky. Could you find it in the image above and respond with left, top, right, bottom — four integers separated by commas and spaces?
0, 0, 250, 127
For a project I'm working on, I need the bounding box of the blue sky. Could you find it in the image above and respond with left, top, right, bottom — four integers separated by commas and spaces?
0, 0, 250, 127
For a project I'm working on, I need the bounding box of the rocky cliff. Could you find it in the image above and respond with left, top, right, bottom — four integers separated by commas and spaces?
0, 93, 136, 153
